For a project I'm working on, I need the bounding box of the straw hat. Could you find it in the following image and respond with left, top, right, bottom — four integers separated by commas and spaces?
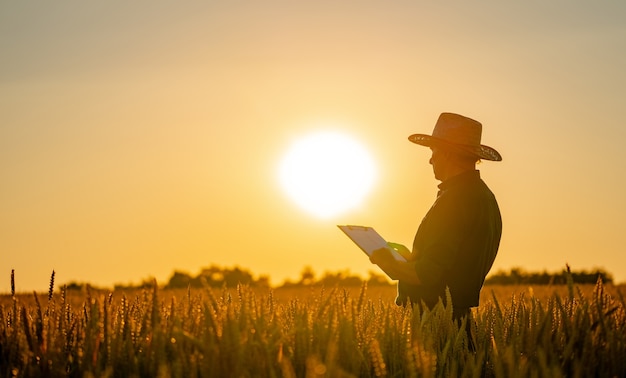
408, 112, 502, 161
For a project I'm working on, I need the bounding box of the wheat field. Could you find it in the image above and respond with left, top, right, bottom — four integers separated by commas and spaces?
1, 277, 625, 377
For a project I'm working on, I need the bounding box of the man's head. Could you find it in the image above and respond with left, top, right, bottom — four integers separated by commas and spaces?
409, 112, 502, 163
429, 146, 480, 181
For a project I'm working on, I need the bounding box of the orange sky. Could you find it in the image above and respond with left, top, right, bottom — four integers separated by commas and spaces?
2, 1, 626, 291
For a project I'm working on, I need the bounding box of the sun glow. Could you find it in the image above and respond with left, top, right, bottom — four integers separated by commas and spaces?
279, 130, 377, 219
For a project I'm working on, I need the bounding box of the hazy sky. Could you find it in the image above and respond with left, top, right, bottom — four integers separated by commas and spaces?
2, 1, 626, 291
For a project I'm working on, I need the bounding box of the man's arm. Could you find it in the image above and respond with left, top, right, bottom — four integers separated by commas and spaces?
370, 248, 421, 284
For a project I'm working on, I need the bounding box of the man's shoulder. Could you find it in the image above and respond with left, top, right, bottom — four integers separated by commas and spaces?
444, 172, 492, 196
437, 175, 498, 215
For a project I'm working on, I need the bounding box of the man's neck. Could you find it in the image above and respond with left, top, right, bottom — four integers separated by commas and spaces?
439, 166, 476, 183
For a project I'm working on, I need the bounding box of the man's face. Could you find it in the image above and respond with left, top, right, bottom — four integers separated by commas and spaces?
429, 146, 448, 181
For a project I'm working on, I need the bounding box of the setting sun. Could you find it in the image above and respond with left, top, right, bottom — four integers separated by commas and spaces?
278, 130, 377, 219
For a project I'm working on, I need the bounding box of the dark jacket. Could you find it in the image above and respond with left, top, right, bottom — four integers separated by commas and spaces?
397, 170, 502, 309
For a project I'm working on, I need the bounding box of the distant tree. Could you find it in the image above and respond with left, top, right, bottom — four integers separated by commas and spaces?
65, 282, 85, 290
299, 266, 316, 286
367, 270, 392, 286
197, 265, 225, 287
165, 271, 194, 289
256, 275, 271, 288
223, 266, 254, 287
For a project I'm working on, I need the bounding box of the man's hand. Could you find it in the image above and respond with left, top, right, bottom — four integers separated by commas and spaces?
370, 247, 421, 285
387, 242, 413, 261
369, 247, 396, 265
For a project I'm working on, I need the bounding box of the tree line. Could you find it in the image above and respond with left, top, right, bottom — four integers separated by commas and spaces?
62, 265, 614, 291
484, 267, 613, 285
161, 265, 614, 289
162, 265, 392, 290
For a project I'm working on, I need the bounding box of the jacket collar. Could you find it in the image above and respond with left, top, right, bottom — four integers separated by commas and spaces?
438, 170, 480, 193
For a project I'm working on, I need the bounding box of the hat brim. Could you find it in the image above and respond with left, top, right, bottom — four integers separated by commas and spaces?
408, 134, 502, 161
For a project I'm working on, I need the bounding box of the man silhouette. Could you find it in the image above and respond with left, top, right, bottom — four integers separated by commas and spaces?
370, 112, 502, 349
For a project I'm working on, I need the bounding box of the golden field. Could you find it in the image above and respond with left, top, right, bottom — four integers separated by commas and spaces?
1, 282, 625, 377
